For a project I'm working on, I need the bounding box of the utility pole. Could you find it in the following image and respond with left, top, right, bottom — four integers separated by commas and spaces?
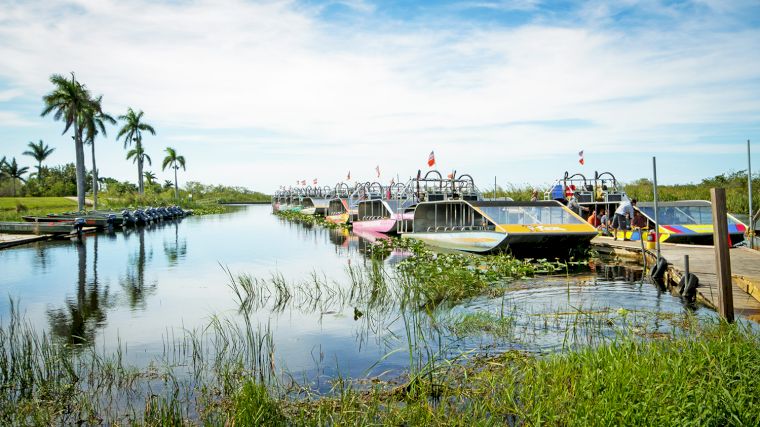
749, 140, 754, 249
652, 157, 661, 259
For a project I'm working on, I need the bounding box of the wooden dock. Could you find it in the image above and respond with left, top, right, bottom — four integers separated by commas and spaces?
0, 227, 98, 250
0, 233, 51, 249
593, 236, 760, 321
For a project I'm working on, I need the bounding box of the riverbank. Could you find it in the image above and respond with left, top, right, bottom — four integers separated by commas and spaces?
2, 296, 757, 425
0, 196, 232, 221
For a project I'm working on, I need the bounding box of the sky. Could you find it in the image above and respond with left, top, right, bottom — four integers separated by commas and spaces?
0, 0, 759, 192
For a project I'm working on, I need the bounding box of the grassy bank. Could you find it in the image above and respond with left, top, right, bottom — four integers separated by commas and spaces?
281, 320, 760, 426
0, 197, 78, 221
0, 195, 232, 221
2, 297, 757, 425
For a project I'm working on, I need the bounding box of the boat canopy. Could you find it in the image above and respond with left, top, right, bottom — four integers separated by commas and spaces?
470, 201, 588, 226
412, 200, 589, 233
636, 201, 743, 227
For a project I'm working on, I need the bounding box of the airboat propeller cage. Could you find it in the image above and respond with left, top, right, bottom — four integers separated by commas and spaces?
546, 170, 627, 205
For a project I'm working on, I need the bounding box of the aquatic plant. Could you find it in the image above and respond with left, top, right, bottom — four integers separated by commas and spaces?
274, 209, 348, 229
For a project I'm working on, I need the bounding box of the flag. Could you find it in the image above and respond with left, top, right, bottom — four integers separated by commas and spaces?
428, 151, 436, 167
390, 177, 395, 185
375, 165, 380, 178
301, 180, 306, 186
447, 171, 454, 179
346, 171, 351, 180
578, 150, 584, 165
313, 178, 318, 185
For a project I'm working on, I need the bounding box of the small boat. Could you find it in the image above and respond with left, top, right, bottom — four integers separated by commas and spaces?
618, 200, 747, 245
301, 186, 332, 215
402, 199, 598, 256
353, 171, 479, 234
325, 183, 356, 224
0, 219, 84, 235
26, 213, 118, 228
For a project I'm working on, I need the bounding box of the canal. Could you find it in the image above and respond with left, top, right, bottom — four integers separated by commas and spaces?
0, 205, 716, 387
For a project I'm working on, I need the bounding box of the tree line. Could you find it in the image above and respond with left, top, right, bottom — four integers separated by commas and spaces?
0, 73, 186, 209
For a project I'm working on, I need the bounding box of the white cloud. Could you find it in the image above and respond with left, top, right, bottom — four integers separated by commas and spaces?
0, 0, 757, 189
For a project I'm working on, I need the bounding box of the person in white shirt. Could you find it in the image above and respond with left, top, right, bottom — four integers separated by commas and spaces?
612, 198, 637, 241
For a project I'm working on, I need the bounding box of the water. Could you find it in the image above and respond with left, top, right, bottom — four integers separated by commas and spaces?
0, 205, 714, 386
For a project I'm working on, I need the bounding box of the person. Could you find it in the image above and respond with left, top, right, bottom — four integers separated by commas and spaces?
530, 189, 539, 202
631, 210, 647, 229
567, 195, 589, 216
612, 198, 637, 241
598, 208, 609, 234
587, 210, 600, 227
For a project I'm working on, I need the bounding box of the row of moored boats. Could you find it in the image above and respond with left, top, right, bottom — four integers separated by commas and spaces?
272, 170, 751, 257
0, 206, 192, 236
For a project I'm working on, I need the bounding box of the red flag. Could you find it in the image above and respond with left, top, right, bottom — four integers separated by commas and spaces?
428, 151, 435, 167
313, 178, 318, 185
301, 180, 306, 186
346, 171, 351, 180
447, 171, 454, 179
375, 165, 380, 178
578, 150, 584, 165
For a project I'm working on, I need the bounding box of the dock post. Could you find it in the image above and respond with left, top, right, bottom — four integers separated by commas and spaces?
711, 188, 734, 322
652, 157, 661, 259
749, 140, 754, 249
684, 255, 689, 278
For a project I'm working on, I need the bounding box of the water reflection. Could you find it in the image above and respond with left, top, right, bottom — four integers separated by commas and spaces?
121, 226, 157, 310
47, 236, 113, 346
163, 221, 187, 266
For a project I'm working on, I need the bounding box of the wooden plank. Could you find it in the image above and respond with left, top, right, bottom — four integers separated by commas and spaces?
0, 233, 51, 249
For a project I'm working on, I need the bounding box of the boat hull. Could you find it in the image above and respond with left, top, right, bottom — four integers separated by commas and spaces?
352, 218, 397, 233
301, 207, 317, 215
0, 221, 76, 235
502, 232, 598, 257
402, 231, 508, 253
326, 213, 350, 225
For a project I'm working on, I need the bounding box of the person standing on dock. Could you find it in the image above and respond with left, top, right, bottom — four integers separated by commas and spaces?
612, 198, 637, 241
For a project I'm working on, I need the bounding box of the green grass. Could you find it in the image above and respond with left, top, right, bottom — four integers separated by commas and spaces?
282, 320, 760, 426
0, 196, 77, 210
0, 197, 79, 221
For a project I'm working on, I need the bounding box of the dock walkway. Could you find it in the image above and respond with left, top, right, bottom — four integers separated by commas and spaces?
592, 236, 760, 321
0, 227, 97, 250
0, 233, 51, 249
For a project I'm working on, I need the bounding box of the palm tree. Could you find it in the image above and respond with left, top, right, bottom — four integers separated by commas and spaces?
1, 157, 30, 196
143, 170, 156, 185
126, 146, 152, 181
22, 140, 55, 180
117, 108, 155, 195
41, 73, 90, 211
81, 95, 115, 210
161, 147, 186, 199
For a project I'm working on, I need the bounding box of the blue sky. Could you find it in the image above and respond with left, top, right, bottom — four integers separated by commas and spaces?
0, 0, 759, 192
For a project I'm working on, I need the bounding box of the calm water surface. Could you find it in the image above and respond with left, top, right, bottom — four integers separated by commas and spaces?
0, 205, 713, 383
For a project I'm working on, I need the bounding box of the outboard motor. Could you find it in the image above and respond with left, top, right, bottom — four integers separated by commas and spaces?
73, 217, 86, 238
106, 213, 116, 226
133, 209, 148, 225
121, 209, 135, 226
